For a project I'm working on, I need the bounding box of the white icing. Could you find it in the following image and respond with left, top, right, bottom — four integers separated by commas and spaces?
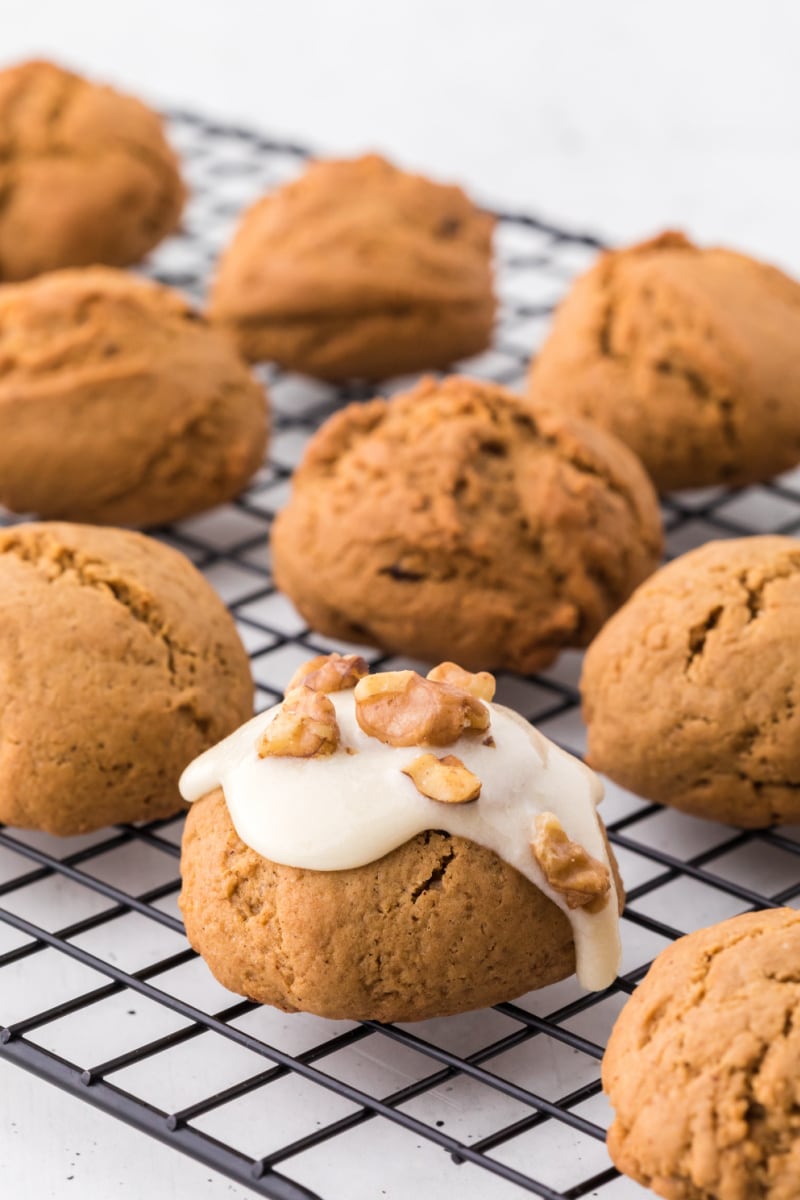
180, 692, 621, 991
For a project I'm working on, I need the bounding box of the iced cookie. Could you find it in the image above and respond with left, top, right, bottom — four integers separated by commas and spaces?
603, 908, 800, 1200
209, 153, 495, 379
0, 268, 269, 526
528, 232, 800, 490
179, 656, 624, 1022
582, 536, 800, 828
0, 60, 185, 280
0, 522, 253, 835
271, 375, 662, 672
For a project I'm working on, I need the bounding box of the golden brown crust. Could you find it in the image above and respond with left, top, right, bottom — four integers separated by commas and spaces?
209, 154, 495, 379
0, 267, 269, 525
603, 909, 800, 1200
0, 523, 253, 835
179, 788, 579, 1022
271, 375, 663, 672
0, 60, 185, 280
528, 231, 800, 490
582, 536, 800, 827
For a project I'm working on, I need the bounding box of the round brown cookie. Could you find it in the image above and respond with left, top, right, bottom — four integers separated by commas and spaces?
582, 536, 800, 828
0, 522, 253, 835
180, 788, 623, 1022
208, 153, 495, 379
603, 908, 800, 1200
271, 375, 662, 673
0, 60, 185, 280
0, 268, 269, 526
527, 231, 800, 491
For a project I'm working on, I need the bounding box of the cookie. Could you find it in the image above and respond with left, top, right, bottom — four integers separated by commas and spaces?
582, 536, 800, 828
528, 232, 800, 490
0, 268, 269, 526
603, 908, 800, 1200
0, 522, 253, 835
0, 60, 185, 280
209, 153, 495, 379
179, 658, 623, 1021
271, 375, 662, 673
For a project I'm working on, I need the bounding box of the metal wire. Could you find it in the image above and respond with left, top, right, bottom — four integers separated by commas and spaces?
1, 110, 799, 1200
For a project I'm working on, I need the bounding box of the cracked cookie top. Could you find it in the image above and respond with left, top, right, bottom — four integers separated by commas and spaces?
603, 908, 800, 1200
0, 60, 185, 280
528, 231, 800, 490
271, 374, 663, 673
180, 655, 622, 992
582, 535, 800, 827
208, 153, 495, 378
0, 522, 253, 835
0, 266, 269, 526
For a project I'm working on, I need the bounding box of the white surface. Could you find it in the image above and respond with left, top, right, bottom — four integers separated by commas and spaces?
2, 4, 799, 1197
0, 1059, 252, 1198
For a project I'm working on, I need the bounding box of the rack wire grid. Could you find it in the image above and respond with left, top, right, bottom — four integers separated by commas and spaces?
1, 109, 800, 1200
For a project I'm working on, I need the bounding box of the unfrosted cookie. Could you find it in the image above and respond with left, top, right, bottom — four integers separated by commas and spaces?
179, 657, 623, 1021
209, 153, 495, 379
528, 232, 800, 490
582, 536, 800, 828
271, 375, 662, 673
0, 522, 253, 835
0, 268, 269, 526
603, 908, 800, 1200
0, 60, 185, 280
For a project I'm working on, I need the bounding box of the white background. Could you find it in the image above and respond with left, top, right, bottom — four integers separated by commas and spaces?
1, 2, 798, 1196
3, 0, 800, 270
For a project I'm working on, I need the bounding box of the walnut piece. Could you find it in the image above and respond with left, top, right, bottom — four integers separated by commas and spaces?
287, 652, 369, 694
530, 812, 611, 913
354, 670, 490, 747
256, 686, 340, 758
402, 753, 482, 804
427, 661, 496, 702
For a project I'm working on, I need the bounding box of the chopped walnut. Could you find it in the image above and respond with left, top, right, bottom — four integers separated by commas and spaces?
354, 670, 490, 747
256, 686, 340, 758
402, 753, 482, 804
427, 662, 496, 702
530, 812, 611, 913
287, 652, 369, 694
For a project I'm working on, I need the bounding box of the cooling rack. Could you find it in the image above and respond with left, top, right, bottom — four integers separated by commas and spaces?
1, 109, 800, 1200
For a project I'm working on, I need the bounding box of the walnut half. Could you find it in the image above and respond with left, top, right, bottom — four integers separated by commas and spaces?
427, 662, 496, 702
530, 812, 611, 913
256, 686, 340, 758
287, 652, 369, 694
402, 753, 482, 804
354, 670, 490, 747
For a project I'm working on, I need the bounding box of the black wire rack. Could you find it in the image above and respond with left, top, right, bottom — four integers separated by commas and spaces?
2, 110, 800, 1200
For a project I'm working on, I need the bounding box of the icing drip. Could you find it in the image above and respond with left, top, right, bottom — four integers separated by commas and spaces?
180, 693, 621, 990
